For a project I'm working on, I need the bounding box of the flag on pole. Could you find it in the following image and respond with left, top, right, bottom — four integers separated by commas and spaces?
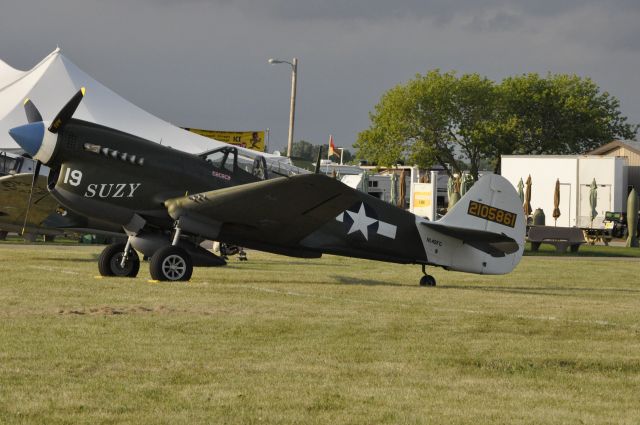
328, 134, 337, 159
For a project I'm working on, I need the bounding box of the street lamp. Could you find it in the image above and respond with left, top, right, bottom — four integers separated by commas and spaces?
268, 57, 298, 158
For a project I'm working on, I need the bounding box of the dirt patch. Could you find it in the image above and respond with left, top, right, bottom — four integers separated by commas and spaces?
57, 305, 175, 315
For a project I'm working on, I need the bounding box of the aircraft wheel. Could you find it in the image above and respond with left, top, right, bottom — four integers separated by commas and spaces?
419, 275, 436, 287
150, 245, 193, 282
98, 243, 140, 277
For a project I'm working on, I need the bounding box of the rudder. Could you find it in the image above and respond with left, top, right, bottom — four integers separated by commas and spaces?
422, 173, 526, 274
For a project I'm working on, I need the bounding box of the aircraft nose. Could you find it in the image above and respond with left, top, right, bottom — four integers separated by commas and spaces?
8, 122, 45, 157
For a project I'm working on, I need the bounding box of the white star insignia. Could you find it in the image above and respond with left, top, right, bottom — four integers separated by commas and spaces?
346, 203, 378, 240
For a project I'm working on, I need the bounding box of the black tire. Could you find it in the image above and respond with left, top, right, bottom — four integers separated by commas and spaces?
419, 275, 436, 287
149, 245, 193, 282
98, 243, 140, 277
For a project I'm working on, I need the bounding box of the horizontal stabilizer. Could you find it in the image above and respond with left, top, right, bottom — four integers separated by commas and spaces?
421, 221, 519, 257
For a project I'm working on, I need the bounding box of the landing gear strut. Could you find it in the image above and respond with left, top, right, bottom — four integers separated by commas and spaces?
98, 242, 140, 277
148, 222, 194, 281
419, 264, 436, 287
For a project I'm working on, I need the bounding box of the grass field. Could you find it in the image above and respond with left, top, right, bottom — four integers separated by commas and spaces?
0, 244, 639, 424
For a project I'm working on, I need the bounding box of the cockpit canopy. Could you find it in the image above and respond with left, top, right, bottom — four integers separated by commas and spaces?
199, 146, 309, 180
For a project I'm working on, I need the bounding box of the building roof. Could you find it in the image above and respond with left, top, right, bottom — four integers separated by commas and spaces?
588, 140, 640, 156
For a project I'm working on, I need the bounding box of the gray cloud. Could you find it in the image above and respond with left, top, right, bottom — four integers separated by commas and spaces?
138, 0, 640, 21
1, 0, 639, 150
467, 11, 524, 31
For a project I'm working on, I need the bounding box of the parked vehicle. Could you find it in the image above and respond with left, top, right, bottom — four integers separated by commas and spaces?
603, 211, 640, 238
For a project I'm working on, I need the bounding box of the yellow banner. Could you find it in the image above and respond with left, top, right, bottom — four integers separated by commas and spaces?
185, 129, 265, 152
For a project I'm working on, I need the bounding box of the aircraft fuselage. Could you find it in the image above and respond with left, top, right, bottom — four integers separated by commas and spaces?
47, 119, 260, 230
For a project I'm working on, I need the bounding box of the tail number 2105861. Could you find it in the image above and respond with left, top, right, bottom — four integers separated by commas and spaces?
467, 200, 517, 228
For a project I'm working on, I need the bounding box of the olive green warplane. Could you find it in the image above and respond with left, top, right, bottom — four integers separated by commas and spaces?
8, 89, 526, 284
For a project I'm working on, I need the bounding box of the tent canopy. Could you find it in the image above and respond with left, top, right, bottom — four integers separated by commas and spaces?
0, 48, 282, 161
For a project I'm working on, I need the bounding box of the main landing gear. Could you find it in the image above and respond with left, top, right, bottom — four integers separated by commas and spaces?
149, 245, 193, 282
98, 241, 193, 281
419, 264, 436, 287
98, 242, 140, 277
148, 222, 194, 282
97, 240, 194, 281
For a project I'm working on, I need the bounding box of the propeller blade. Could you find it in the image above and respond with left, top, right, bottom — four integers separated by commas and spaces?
21, 160, 42, 236
48, 87, 85, 133
23, 98, 43, 123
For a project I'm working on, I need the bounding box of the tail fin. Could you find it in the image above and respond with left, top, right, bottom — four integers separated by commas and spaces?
418, 173, 525, 274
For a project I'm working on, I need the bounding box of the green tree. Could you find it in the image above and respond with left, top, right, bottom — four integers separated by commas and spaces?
488, 73, 638, 172
355, 70, 498, 180
357, 71, 638, 178
289, 140, 315, 161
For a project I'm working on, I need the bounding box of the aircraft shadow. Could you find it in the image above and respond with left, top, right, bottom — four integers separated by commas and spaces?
330, 275, 406, 287
33, 255, 100, 263
231, 260, 350, 269
437, 284, 640, 297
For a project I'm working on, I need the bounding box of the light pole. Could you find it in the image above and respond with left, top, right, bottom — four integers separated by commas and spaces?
268, 57, 298, 158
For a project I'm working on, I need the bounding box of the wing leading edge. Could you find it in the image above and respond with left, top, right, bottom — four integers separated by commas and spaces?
164, 173, 360, 245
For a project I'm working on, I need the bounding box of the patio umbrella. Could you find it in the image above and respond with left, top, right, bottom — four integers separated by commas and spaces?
448, 175, 461, 210
523, 175, 532, 216
517, 177, 524, 204
447, 175, 454, 201
552, 179, 561, 226
589, 178, 598, 227
461, 172, 474, 196
398, 169, 407, 208
360, 171, 369, 194
627, 188, 638, 248
389, 172, 398, 205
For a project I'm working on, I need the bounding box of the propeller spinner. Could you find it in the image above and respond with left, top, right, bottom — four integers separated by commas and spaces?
7, 88, 86, 235
9, 87, 85, 164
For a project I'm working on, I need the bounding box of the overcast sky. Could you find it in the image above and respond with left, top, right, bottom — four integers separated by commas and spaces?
1, 0, 639, 152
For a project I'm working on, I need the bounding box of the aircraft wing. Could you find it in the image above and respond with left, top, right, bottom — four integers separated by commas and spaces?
164, 174, 361, 245
421, 221, 520, 257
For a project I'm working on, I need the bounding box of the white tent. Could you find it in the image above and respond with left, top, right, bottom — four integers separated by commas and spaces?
0, 48, 271, 158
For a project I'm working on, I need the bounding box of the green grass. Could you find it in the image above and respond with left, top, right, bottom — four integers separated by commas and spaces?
524, 242, 640, 257
0, 234, 85, 244
0, 245, 639, 424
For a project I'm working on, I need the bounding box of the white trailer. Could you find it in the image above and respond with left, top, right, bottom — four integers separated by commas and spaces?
501, 155, 627, 228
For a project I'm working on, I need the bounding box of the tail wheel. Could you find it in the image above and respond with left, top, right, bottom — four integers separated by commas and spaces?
419, 275, 436, 287
98, 242, 140, 277
419, 264, 436, 286
149, 245, 193, 282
